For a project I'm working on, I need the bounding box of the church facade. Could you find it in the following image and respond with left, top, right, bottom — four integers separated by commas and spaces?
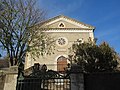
24, 15, 95, 71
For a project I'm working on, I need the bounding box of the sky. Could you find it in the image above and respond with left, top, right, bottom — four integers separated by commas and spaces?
0, 0, 120, 58
38, 0, 120, 54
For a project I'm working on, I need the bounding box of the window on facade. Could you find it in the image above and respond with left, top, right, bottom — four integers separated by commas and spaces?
56, 37, 68, 47
59, 23, 65, 27
76, 38, 84, 44
58, 38, 66, 45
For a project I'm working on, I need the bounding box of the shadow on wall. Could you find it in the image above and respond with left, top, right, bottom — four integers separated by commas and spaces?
0, 72, 6, 90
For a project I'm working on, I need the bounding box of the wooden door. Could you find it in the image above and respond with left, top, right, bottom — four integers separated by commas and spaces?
57, 56, 67, 72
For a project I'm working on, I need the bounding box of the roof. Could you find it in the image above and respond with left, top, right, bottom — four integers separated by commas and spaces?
0, 59, 9, 68
38, 15, 95, 30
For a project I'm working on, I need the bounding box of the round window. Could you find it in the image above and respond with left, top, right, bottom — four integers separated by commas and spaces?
56, 37, 68, 46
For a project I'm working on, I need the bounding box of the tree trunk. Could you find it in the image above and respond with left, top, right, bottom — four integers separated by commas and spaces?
14, 59, 18, 65
10, 57, 13, 66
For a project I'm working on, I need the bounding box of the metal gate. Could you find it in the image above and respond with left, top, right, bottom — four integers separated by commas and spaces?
16, 64, 71, 90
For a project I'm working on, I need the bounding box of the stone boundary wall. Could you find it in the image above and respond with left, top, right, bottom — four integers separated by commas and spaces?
70, 64, 120, 90
0, 66, 18, 90
0, 72, 6, 90
84, 72, 120, 90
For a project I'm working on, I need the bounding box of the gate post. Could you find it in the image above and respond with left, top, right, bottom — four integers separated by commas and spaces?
70, 64, 84, 90
3, 66, 18, 90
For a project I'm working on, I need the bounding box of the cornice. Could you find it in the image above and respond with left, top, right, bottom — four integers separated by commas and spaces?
41, 28, 94, 33
40, 28, 94, 30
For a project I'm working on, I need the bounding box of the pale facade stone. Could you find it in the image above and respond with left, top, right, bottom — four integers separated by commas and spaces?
24, 15, 95, 71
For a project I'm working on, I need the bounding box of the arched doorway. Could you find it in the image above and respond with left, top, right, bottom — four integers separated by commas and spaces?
57, 56, 67, 73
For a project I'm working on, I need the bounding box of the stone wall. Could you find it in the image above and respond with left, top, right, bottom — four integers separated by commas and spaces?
70, 73, 84, 90
4, 74, 18, 90
3, 66, 18, 90
0, 72, 6, 90
84, 72, 120, 90
70, 64, 84, 90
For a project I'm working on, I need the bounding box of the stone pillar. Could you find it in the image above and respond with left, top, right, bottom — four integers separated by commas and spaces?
70, 64, 84, 90
4, 66, 18, 90
0, 71, 6, 90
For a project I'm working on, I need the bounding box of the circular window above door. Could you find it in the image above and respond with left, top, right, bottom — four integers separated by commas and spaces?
56, 37, 68, 47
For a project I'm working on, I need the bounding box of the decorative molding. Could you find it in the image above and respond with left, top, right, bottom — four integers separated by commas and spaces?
44, 30, 93, 33
40, 15, 95, 29
40, 27, 94, 30
47, 17, 89, 29
57, 49, 67, 52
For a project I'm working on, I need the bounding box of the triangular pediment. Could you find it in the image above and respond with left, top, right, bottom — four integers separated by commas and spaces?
39, 15, 95, 30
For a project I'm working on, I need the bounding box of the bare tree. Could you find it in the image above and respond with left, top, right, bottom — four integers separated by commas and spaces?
0, 0, 54, 66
